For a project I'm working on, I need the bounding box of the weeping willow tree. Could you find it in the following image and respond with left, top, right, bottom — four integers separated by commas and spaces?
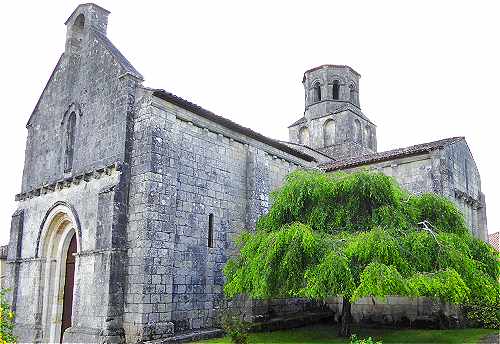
224, 170, 499, 337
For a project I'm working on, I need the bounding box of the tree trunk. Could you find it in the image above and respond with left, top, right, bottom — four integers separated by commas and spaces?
338, 298, 352, 337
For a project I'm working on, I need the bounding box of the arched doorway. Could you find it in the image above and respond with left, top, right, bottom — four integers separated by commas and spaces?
38, 204, 80, 343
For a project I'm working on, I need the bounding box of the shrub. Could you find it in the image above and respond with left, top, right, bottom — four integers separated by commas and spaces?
0, 289, 16, 344
350, 334, 383, 344
463, 303, 500, 329
218, 309, 250, 344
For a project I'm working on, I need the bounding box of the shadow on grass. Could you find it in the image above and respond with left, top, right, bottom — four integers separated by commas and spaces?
197, 323, 498, 344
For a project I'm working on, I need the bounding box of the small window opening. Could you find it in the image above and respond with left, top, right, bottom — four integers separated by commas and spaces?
365, 126, 373, 149
349, 84, 356, 104
73, 14, 85, 33
64, 112, 77, 172
323, 120, 336, 147
299, 127, 309, 145
332, 81, 340, 100
208, 214, 214, 248
313, 82, 321, 102
354, 119, 361, 143
465, 159, 469, 191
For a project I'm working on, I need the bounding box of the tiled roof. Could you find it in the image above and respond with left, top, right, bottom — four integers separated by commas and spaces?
303, 64, 361, 80
94, 30, 143, 80
152, 90, 316, 162
320, 136, 465, 171
288, 117, 306, 128
288, 103, 373, 128
278, 141, 335, 161
489, 232, 499, 251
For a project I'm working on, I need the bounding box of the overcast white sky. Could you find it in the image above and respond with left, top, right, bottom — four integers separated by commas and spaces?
0, 1, 498, 245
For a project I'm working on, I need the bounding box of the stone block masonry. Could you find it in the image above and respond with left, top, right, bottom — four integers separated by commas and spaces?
6, 4, 488, 343
122, 89, 307, 341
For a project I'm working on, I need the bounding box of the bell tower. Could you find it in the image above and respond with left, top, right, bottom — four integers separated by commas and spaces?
64, 3, 110, 55
289, 65, 377, 159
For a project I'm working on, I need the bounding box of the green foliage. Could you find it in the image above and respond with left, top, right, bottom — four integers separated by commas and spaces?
409, 193, 468, 235
463, 303, 500, 329
218, 309, 250, 344
407, 269, 470, 304
351, 263, 411, 302
303, 251, 355, 299
0, 289, 15, 344
224, 223, 326, 299
350, 334, 383, 344
345, 229, 410, 280
257, 170, 414, 233
224, 170, 500, 315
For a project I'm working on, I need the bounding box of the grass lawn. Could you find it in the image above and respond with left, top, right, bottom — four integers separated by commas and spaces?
196, 324, 498, 344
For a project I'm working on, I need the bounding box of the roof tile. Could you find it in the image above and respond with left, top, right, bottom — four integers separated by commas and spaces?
320, 137, 464, 171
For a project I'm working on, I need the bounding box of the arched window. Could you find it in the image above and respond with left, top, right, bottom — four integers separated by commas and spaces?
365, 126, 373, 148
64, 112, 77, 172
313, 82, 321, 102
332, 81, 340, 100
349, 84, 356, 104
323, 120, 336, 147
353, 119, 361, 143
73, 14, 85, 33
299, 127, 310, 145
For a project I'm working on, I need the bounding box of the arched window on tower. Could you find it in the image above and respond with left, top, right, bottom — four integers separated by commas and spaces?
64, 112, 77, 173
313, 82, 321, 102
349, 84, 356, 104
73, 14, 85, 32
353, 119, 361, 143
299, 127, 310, 145
323, 120, 336, 147
69, 14, 85, 52
332, 81, 340, 100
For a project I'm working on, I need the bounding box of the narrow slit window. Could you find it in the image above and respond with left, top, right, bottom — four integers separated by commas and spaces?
208, 214, 214, 248
313, 82, 321, 102
332, 81, 340, 100
64, 112, 77, 173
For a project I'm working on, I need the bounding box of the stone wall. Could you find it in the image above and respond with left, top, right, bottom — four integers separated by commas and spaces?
9, 5, 140, 342
7, 169, 127, 343
338, 153, 436, 195
123, 89, 310, 341
441, 140, 487, 240
0, 245, 7, 289
289, 110, 377, 159
327, 297, 460, 327
21, 10, 140, 193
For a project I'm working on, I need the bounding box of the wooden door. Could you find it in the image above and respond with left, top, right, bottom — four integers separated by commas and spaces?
61, 234, 76, 342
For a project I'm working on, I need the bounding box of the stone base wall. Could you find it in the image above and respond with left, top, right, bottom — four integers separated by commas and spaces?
327, 297, 461, 327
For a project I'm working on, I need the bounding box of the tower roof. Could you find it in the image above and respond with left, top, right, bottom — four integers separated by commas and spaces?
302, 64, 361, 83
64, 3, 110, 25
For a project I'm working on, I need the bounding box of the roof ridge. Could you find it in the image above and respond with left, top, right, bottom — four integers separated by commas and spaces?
278, 141, 336, 160
321, 136, 465, 171
26, 54, 65, 127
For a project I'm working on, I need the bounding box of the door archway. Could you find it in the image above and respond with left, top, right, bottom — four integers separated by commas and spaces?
38, 204, 80, 343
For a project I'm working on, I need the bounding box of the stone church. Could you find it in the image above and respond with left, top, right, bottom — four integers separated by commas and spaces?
5, 3, 487, 343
